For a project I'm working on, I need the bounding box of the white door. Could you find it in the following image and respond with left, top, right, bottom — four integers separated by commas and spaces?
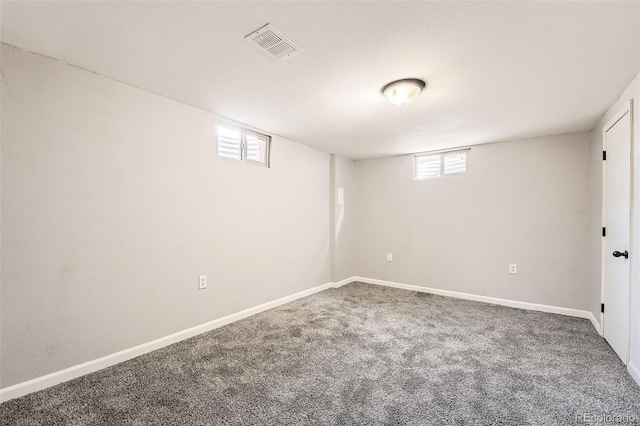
602, 100, 633, 364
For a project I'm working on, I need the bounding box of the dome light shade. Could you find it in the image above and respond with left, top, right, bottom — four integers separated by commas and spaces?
381, 78, 426, 106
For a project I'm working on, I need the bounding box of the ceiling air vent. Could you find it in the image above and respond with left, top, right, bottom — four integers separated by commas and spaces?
245, 24, 302, 59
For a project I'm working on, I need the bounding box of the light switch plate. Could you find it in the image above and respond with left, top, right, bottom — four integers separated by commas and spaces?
337, 188, 344, 206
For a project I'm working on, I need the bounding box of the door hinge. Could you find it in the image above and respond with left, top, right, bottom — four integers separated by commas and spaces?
603, 151, 607, 161
602, 227, 606, 237
601, 303, 605, 313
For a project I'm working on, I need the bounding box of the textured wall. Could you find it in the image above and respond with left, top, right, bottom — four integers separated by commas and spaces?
3, 39, 635, 392
0, 45, 331, 387
355, 133, 592, 310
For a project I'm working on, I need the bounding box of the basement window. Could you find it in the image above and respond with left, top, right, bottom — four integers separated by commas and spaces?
413, 149, 469, 180
217, 123, 270, 167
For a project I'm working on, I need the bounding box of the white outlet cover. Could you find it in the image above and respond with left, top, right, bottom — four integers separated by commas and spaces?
387, 253, 393, 262
509, 264, 518, 274
198, 275, 207, 289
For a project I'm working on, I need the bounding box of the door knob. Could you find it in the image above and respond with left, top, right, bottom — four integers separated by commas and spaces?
613, 250, 629, 259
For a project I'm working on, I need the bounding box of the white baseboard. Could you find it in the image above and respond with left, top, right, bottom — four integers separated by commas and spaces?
334, 276, 357, 288
0, 276, 614, 402
589, 312, 603, 336
0, 281, 336, 403
628, 362, 640, 387
348, 277, 633, 386
350, 276, 595, 322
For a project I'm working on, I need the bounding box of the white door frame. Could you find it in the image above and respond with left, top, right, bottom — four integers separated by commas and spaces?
600, 99, 634, 363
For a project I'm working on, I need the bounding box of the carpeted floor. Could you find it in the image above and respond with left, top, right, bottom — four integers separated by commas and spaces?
1, 282, 639, 425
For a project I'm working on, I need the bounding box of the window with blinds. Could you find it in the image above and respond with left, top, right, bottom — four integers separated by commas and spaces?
414, 149, 469, 180
217, 123, 270, 166
245, 133, 269, 164
443, 152, 467, 174
218, 125, 242, 160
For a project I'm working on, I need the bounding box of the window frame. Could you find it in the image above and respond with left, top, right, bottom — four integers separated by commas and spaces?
242, 130, 271, 167
217, 122, 271, 167
413, 148, 470, 180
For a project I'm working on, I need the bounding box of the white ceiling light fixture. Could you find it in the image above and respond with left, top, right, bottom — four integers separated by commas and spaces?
381, 78, 427, 106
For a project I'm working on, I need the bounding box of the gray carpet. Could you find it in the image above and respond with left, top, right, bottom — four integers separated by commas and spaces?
1, 282, 639, 425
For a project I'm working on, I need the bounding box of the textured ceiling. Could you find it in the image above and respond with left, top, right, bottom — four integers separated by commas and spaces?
2, 1, 639, 159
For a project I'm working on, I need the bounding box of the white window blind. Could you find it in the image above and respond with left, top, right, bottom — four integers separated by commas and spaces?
217, 123, 270, 166
245, 133, 268, 164
414, 155, 441, 179
217, 125, 242, 160
414, 149, 469, 180
443, 152, 467, 175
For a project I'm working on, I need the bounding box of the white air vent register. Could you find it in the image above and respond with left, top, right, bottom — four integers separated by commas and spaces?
245, 24, 302, 59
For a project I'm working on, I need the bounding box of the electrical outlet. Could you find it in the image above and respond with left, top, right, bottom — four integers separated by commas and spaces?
198, 275, 207, 290
387, 253, 393, 262
509, 264, 518, 274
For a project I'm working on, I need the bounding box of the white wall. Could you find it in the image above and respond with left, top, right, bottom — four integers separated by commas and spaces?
0, 44, 332, 388
589, 73, 640, 376
331, 155, 358, 282
3, 39, 636, 393
355, 133, 592, 310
